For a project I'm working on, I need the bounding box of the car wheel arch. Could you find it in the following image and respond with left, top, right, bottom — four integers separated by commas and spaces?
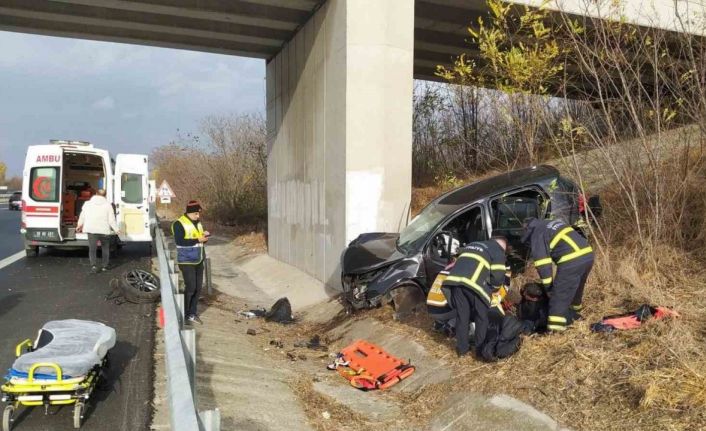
384, 281, 426, 321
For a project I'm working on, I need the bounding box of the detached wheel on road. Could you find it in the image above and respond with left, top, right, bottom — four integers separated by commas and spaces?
119, 269, 161, 303
3, 405, 14, 431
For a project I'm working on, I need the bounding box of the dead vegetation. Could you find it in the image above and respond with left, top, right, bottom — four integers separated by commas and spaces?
404, 160, 706, 430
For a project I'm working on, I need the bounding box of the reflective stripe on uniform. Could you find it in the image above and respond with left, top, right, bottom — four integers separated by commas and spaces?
557, 246, 593, 264
549, 227, 574, 249
548, 315, 567, 331
426, 298, 449, 307
541, 277, 553, 285
427, 284, 449, 307
492, 303, 505, 315
534, 257, 552, 267
570, 304, 583, 311
458, 252, 490, 269
549, 226, 593, 265
490, 264, 506, 271
444, 275, 491, 303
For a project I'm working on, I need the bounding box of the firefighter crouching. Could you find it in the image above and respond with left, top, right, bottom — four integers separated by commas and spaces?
429, 237, 522, 361
521, 218, 595, 332
426, 265, 457, 338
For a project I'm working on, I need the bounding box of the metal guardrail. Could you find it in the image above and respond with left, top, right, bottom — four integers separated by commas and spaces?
154, 225, 220, 431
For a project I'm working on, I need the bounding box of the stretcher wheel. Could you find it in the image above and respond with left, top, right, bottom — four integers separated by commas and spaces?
73, 402, 84, 429
2, 405, 14, 431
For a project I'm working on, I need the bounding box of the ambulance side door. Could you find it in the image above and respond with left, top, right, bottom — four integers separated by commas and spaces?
114, 154, 151, 242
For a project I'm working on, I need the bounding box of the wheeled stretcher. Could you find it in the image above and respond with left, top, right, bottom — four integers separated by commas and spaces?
1, 320, 116, 430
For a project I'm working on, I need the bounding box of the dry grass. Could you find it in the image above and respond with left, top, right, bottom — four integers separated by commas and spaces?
212, 244, 706, 430
194, 127, 706, 429
403, 152, 706, 430
374, 248, 706, 430
480, 247, 706, 431
289, 378, 370, 431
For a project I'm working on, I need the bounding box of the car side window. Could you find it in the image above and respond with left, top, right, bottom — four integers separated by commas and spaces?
428, 205, 485, 264
490, 188, 545, 240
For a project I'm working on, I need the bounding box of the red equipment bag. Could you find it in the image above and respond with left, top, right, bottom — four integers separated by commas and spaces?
336, 340, 415, 391
591, 304, 679, 333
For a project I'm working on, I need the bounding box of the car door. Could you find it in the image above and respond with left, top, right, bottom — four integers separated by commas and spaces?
423, 204, 485, 287
114, 154, 151, 242
487, 187, 546, 270
23, 145, 64, 242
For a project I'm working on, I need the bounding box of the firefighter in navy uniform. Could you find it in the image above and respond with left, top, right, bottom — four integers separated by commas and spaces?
440, 237, 521, 360
426, 265, 457, 337
522, 218, 594, 332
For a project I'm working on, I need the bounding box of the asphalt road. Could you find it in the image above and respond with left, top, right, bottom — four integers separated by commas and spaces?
0, 208, 24, 260
0, 208, 155, 430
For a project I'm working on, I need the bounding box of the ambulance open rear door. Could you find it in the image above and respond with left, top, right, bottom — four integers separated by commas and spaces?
22, 145, 64, 250
114, 154, 151, 242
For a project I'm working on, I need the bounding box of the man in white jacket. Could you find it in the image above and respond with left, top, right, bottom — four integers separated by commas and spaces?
77, 189, 120, 273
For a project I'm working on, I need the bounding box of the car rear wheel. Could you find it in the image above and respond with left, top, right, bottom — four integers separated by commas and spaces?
25, 247, 39, 258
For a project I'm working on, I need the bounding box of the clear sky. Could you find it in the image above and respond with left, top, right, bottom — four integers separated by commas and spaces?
0, 31, 266, 176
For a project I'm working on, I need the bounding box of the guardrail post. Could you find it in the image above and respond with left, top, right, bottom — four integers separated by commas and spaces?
175, 294, 185, 326
181, 328, 196, 399
171, 268, 180, 294
205, 258, 212, 296
199, 409, 221, 431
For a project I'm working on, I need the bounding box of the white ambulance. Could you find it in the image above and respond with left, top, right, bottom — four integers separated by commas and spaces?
20, 140, 153, 256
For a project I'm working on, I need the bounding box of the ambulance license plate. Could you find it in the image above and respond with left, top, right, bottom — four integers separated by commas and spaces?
26, 228, 60, 242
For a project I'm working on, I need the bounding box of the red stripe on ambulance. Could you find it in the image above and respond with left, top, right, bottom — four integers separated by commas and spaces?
24, 206, 59, 213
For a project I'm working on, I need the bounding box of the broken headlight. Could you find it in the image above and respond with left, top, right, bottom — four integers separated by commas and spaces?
346, 268, 386, 300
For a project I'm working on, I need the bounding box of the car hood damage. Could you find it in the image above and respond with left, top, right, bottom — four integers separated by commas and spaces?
341, 232, 405, 275
341, 233, 423, 310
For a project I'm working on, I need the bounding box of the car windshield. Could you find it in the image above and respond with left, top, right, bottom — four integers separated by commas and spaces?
397, 201, 459, 253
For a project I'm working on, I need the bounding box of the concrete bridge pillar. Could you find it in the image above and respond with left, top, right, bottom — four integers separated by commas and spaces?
266, 0, 414, 289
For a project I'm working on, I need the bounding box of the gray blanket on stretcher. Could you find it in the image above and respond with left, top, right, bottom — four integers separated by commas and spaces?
12, 320, 116, 378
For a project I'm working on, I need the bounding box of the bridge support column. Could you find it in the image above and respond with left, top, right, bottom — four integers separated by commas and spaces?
266, 0, 414, 289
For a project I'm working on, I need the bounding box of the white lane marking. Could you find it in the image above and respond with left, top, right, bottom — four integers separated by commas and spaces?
0, 251, 25, 270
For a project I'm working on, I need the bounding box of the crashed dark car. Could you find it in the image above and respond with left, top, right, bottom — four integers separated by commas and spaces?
340, 165, 600, 317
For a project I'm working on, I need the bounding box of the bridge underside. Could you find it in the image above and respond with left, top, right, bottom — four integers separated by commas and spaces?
0, 0, 519, 81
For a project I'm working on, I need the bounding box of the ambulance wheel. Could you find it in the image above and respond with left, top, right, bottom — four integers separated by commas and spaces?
3, 405, 14, 431
73, 402, 84, 429
25, 247, 39, 258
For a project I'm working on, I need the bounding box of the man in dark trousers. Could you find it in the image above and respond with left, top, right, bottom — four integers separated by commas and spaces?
522, 218, 594, 332
172, 200, 210, 325
441, 237, 521, 360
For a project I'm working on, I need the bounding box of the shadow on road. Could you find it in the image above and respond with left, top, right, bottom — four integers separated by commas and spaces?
0, 293, 24, 319
94, 340, 138, 402
10, 405, 36, 429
